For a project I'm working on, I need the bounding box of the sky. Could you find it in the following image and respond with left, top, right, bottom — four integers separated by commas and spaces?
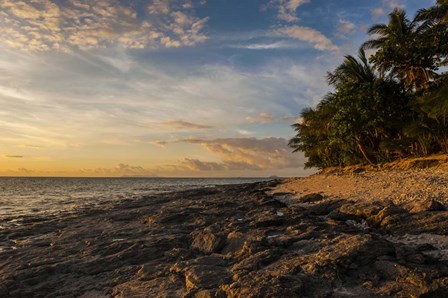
0, 0, 434, 177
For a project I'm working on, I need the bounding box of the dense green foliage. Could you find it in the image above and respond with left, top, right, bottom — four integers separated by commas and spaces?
290, 1, 448, 168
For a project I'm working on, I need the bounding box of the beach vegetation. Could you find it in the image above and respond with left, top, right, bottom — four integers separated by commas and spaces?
290, 1, 448, 168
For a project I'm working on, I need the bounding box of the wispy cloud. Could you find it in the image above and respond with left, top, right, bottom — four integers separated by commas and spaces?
83, 163, 158, 177
276, 26, 338, 51
266, 0, 310, 22
149, 140, 169, 148
230, 41, 303, 50
179, 158, 226, 171
371, 7, 386, 19
245, 113, 300, 124
148, 0, 171, 14
245, 113, 275, 123
383, 0, 406, 10
4, 155, 24, 158
0, 0, 208, 51
336, 20, 356, 38
17, 144, 42, 149
162, 120, 213, 130
372, 0, 406, 19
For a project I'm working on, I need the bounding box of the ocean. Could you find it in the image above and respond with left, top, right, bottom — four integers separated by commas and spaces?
0, 177, 270, 229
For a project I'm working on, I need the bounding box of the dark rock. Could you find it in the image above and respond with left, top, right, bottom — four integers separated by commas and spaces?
221, 232, 247, 255
374, 260, 402, 279
222, 273, 304, 297
407, 198, 446, 213
299, 193, 325, 203
185, 265, 232, 290
231, 249, 283, 279
194, 289, 213, 298
368, 204, 406, 227
305, 199, 345, 215
329, 200, 388, 222
191, 230, 223, 254
301, 234, 394, 275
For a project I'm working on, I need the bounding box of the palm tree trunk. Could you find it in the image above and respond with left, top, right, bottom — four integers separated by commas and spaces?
355, 137, 375, 165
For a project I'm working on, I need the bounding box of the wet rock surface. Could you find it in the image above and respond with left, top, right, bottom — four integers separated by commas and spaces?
1, 180, 448, 297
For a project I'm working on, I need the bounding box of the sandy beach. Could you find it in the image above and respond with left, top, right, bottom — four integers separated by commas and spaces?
1, 164, 448, 297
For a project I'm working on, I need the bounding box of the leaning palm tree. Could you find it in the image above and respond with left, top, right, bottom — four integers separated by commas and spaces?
362, 8, 438, 93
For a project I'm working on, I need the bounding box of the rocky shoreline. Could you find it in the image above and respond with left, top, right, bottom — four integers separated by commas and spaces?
1, 175, 448, 297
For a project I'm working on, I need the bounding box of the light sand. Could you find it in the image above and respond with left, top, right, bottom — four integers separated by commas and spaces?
274, 168, 448, 206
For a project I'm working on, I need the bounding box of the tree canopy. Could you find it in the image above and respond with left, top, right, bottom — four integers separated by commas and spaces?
290, 1, 448, 169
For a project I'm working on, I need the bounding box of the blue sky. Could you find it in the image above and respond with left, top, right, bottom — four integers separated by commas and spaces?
0, 0, 434, 177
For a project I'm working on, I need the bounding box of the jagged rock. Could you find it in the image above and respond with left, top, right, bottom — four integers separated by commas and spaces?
302, 234, 394, 275
231, 249, 283, 279
299, 193, 326, 203
374, 260, 402, 279
194, 289, 213, 298
249, 212, 286, 228
185, 265, 232, 290
191, 230, 223, 254
221, 232, 246, 256
407, 198, 446, 213
329, 200, 388, 222
305, 199, 345, 215
222, 273, 304, 297
368, 205, 406, 227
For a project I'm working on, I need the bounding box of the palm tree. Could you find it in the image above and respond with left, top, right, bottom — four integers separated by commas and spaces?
416, 0, 448, 25
289, 94, 344, 168
408, 75, 448, 154
326, 48, 376, 88
362, 8, 438, 92
416, 0, 448, 63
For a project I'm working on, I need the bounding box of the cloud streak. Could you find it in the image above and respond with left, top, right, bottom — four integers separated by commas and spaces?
230, 41, 303, 50
276, 26, 338, 51
162, 120, 213, 130
245, 113, 299, 124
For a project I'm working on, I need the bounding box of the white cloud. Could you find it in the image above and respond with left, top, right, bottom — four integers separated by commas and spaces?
230, 41, 303, 50
382, 0, 405, 10
276, 26, 338, 51
245, 113, 275, 123
0, 0, 208, 51
267, 0, 310, 22
372, 0, 406, 19
336, 20, 356, 38
149, 0, 170, 14
371, 7, 386, 19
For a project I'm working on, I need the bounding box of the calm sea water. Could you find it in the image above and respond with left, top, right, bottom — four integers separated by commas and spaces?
0, 177, 270, 228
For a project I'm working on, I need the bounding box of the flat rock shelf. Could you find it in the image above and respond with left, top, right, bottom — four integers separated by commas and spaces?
1, 179, 448, 297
